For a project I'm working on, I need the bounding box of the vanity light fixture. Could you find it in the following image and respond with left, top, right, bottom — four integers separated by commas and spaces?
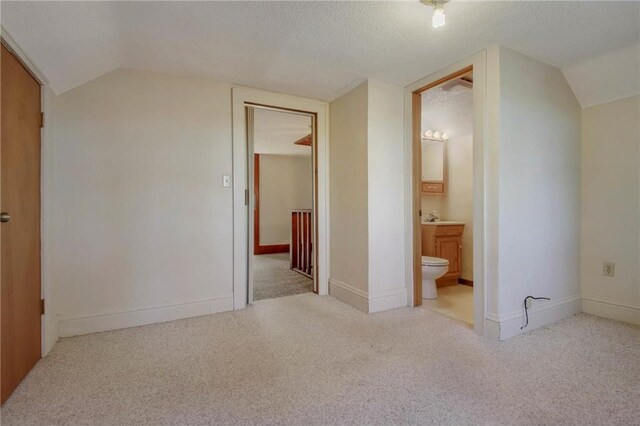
420, 0, 449, 29
422, 129, 450, 141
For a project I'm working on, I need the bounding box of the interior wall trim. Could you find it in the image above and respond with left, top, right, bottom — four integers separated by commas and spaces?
329, 279, 369, 313
255, 244, 290, 255
582, 297, 640, 325
368, 288, 407, 313
492, 294, 582, 340
458, 278, 474, 287
328, 280, 407, 314
58, 295, 234, 337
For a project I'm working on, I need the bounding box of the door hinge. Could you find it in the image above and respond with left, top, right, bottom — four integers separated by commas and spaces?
419, 210, 423, 217
245, 189, 249, 206
40, 112, 44, 128
40, 299, 45, 315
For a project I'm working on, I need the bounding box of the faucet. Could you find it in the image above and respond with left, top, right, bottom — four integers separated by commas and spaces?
426, 210, 439, 222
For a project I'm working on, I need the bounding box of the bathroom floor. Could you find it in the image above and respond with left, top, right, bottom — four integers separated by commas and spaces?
422, 284, 474, 325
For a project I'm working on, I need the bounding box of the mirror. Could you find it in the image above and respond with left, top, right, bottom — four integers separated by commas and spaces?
421, 140, 445, 181
421, 140, 445, 194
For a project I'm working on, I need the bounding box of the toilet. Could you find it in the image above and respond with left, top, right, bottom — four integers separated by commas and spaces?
421, 256, 449, 300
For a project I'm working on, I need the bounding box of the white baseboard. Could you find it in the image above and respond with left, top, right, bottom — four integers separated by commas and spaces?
484, 316, 501, 340
42, 315, 59, 356
582, 298, 640, 325
369, 288, 407, 313
58, 295, 234, 337
329, 279, 369, 313
328, 279, 407, 314
491, 294, 582, 340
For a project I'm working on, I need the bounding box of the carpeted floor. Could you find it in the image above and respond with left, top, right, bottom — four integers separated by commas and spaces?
2, 293, 639, 425
253, 253, 312, 301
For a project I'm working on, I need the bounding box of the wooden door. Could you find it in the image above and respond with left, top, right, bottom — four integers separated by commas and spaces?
1, 44, 42, 404
436, 236, 461, 277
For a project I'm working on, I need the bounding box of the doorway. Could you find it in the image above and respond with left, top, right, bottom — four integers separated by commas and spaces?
247, 106, 316, 302
232, 87, 329, 310
417, 68, 474, 325
1, 44, 42, 403
406, 52, 487, 333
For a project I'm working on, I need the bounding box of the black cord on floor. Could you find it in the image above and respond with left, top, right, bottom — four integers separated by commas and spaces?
521, 296, 550, 329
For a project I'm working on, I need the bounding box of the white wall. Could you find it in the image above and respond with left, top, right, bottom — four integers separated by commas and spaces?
496, 47, 582, 338
51, 69, 234, 336
581, 95, 640, 325
329, 79, 406, 313
42, 46, 592, 343
329, 81, 370, 309
367, 79, 407, 312
259, 154, 313, 245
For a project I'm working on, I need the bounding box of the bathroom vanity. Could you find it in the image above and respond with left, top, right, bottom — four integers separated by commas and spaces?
421, 221, 465, 287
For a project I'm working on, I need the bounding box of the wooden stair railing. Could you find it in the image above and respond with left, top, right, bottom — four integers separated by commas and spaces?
290, 209, 313, 277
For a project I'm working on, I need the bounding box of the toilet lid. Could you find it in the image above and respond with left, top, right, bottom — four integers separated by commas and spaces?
421, 256, 449, 266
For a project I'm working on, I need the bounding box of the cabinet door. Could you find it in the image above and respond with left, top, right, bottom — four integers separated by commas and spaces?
435, 236, 461, 276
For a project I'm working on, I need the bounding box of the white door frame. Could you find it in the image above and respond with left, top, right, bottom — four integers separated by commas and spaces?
404, 50, 490, 333
232, 87, 329, 310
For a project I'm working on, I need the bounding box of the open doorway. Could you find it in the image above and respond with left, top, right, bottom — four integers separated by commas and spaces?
232, 87, 328, 310
246, 106, 317, 303
413, 67, 475, 326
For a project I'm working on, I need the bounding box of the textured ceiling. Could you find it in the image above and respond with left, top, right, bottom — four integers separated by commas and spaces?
2, 1, 639, 105
254, 108, 312, 157
422, 83, 473, 138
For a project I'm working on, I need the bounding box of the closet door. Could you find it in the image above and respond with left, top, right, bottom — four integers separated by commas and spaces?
1, 44, 42, 404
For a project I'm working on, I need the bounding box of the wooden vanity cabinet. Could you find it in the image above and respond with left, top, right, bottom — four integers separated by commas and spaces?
421, 224, 464, 287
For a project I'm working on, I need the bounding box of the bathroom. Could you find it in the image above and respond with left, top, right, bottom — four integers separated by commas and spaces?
420, 71, 474, 325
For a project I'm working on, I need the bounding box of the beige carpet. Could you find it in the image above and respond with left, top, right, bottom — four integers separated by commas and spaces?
2, 293, 639, 425
253, 253, 312, 301
422, 284, 474, 325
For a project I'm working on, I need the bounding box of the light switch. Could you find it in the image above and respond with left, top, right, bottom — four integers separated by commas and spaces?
222, 175, 231, 188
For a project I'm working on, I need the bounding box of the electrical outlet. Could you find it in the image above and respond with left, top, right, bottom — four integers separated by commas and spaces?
525, 298, 532, 309
603, 262, 615, 277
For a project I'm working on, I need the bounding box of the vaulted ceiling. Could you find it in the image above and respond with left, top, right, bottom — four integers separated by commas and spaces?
2, 1, 638, 106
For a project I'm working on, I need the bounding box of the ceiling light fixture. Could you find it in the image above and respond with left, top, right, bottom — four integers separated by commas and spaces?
420, 0, 449, 29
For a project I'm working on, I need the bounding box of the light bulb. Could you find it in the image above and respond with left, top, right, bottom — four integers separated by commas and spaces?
432, 6, 445, 28
442, 132, 450, 140
424, 130, 434, 138
433, 131, 442, 139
